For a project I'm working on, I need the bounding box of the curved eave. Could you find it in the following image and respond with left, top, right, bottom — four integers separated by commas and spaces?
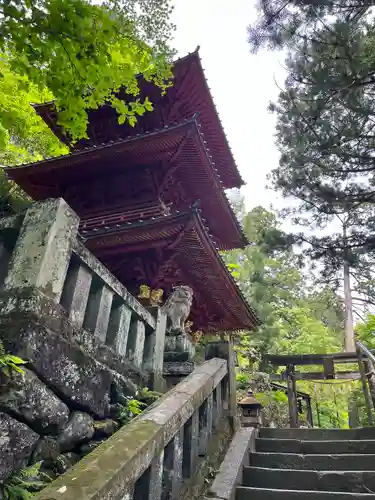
83, 209, 260, 331
6, 119, 248, 249
32, 49, 244, 190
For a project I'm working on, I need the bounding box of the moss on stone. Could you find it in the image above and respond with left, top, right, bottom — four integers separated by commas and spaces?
34, 419, 163, 500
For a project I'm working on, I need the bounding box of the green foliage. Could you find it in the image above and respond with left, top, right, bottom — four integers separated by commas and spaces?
224, 203, 344, 359
0, 341, 25, 377
248, 0, 373, 52
0, 54, 67, 165
256, 390, 289, 428
137, 387, 162, 407
2, 462, 52, 499
356, 314, 375, 349
228, 200, 355, 428
236, 372, 250, 390
0, 0, 174, 147
248, 1, 375, 323
117, 396, 146, 425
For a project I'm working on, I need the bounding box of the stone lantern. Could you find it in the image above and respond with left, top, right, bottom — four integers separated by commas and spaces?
239, 389, 263, 428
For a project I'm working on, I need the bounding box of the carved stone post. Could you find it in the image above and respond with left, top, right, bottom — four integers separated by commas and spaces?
162, 428, 183, 499
3, 198, 79, 302
134, 450, 164, 500
198, 393, 213, 456
182, 411, 199, 478
212, 383, 222, 429
59, 260, 93, 328
106, 302, 132, 357
126, 319, 146, 369
205, 340, 239, 432
143, 306, 167, 392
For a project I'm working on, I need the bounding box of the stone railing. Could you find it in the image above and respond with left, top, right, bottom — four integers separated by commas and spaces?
0, 198, 166, 389
35, 341, 237, 500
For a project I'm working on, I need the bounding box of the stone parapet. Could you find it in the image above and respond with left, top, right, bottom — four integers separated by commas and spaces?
34, 356, 231, 500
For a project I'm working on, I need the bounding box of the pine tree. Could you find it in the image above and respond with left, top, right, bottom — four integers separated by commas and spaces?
249, 7, 375, 350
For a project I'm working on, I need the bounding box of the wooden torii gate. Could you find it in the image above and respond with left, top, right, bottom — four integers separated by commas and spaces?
262, 351, 373, 428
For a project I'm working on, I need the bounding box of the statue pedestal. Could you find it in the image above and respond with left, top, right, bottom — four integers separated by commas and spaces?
163, 332, 196, 389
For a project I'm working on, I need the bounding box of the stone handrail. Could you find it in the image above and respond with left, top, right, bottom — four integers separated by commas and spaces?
35, 354, 231, 500
0, 198, 166, 385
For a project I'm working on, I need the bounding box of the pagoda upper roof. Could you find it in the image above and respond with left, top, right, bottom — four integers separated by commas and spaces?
81, 208, 259, 332
33, 49, 244, 190
6, 119, 247, 250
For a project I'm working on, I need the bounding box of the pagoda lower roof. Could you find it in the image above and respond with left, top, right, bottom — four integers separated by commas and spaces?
81, 208, 259, 332
6, 119, 247, 250
33, 49, 243, 190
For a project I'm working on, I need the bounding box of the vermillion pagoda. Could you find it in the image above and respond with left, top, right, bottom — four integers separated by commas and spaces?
7, 49, 259, 332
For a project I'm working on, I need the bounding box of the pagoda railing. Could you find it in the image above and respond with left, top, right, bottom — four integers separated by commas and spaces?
0, 198, 166, 387
34, 341, 238, 500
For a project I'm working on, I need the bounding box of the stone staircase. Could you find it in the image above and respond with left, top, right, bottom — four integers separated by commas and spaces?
237, 427, 375, 499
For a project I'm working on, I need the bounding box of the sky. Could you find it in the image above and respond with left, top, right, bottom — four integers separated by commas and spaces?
172, 0, 287, 211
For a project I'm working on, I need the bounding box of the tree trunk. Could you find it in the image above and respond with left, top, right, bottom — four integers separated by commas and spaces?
343, 224, 355, 352
343, 261, 355, 352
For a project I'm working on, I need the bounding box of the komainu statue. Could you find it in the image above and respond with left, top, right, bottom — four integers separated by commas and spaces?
163, 285, 193, 334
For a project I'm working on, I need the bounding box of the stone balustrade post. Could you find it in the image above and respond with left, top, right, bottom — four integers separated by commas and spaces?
198, 392, 213, 456
59, 260, 93, 328
162, 428, 183, 500
143, 306, 167, 392
205, 340, 239, 431
83, 283, 114, 341
134, 450, 164, 500
182, 410, 199, 478
126, 319, 146, 369
3, 198, 79, 302
106, 302, 132, 357
212, 383, 222, 429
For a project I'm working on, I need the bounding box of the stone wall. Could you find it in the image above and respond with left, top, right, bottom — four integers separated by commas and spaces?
0, 199, 239, 500
0, 199, 166, 490
0, 364, 122, 486
33, 350, 235, 500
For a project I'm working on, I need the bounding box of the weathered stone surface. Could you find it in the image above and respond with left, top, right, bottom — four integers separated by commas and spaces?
143, 307, 167, 382
258, 427, 375, 441
236, 486, 375, 499
31, 437, 60, 465
250, 452, 375, 470
163, 351, 190, 362
58, 412, 94, 452
163, 361, 195, 376
0, 296, 148, 389
0, 368, 69, 434
93, 419, 119, 439
78, 439, 105, 456
34, 358, 228, 500
72, 240, 156, 330
3, 198, 79, 302
208, 427, 256, 500
243, 467, 375, 494
256, 437, 375, 455
0, 321, 112, 417
126, 319, 145, 369
0, 412, 39, 482
53, 452, 80, 474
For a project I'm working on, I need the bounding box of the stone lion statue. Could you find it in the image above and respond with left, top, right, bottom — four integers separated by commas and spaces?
162, 285, 193, 334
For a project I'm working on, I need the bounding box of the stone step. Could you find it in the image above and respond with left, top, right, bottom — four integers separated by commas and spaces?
259, 428, 375, 441
256, 438, 375, 454
243, 466, 375, 493
236, 486, 375, 499
250, 452, 375, 470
